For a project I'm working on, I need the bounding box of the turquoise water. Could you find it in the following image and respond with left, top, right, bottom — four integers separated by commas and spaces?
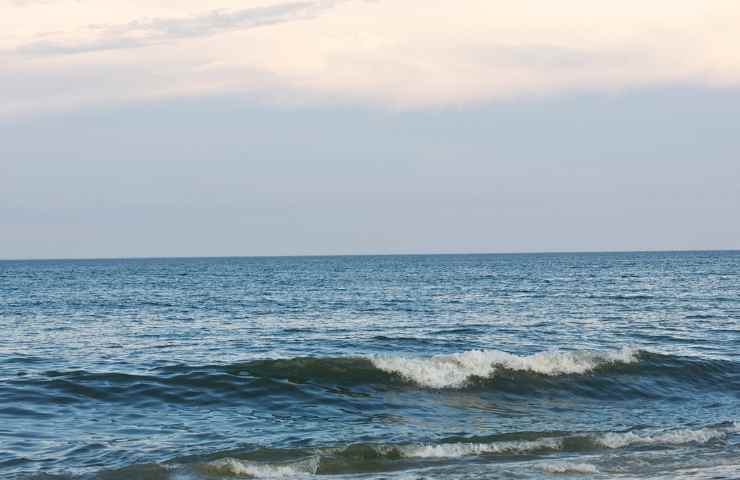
1, 251, 738, 479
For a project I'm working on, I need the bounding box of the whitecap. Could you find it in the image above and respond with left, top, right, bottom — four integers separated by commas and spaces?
400, 437, 563, 458
202, 456, 319, 478
540, 461, 598, 474
370, 347, 639, 388
596, 422, 739, 449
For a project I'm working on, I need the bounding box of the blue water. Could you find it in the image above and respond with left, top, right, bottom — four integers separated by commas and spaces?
1, 251, 738, 479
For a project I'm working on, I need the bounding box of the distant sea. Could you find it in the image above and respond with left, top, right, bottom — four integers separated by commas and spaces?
1, 251, 738, 479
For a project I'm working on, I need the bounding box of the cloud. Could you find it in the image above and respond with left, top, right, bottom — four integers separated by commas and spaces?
2, 0, 740, 116
14, 1, 340, 55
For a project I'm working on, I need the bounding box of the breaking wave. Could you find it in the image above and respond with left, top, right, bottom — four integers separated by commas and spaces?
399, 437, 563, 458
9, 349, 739, 409
369, 347, 639, 388
18, 422, 738, 479
394, 422, 739, 460
201, 457, 320, 478
82, 422, 738, 479
594, 423, 740, 449
539, 462, 598, 474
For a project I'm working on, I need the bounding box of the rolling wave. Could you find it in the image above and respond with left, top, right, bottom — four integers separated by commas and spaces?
594, 423, 740, 448
369, 347, 639, 388
399, 437, 563, 458
202, 457, 320, 477
230, 348, 740, 393
7, 349, 739, 407
397, 422, 739, 459
539, 462, 598, 474
63, 422, 738, 479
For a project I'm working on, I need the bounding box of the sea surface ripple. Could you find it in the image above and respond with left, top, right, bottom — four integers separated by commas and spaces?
1, 251, 738, 479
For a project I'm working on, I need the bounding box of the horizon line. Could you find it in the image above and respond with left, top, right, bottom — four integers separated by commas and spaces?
1, 248, 738, 262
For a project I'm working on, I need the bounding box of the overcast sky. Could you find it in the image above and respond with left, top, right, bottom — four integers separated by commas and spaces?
1, 0, 739, 259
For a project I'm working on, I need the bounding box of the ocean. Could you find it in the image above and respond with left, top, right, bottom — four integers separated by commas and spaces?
1, 251, 738, 479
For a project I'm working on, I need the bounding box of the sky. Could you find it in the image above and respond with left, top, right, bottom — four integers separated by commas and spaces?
1, 0, 739, 259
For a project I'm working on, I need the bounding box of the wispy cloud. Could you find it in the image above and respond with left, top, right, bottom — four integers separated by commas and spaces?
2, 0, 740, 116
14, 1, 340, 55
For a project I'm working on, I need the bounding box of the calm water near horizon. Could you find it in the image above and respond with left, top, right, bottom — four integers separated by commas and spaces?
1, 251, 739, 479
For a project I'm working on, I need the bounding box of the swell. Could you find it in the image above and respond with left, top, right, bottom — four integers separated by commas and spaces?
369, 347, 642, 389
28, 422, 738, 479
4, 349, 739, 407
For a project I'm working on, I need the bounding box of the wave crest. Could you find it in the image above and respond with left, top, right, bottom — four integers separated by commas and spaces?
540, 462, 598, 474
595, 422, 739, 449
75, 422, 739, 478
370, 347, 639, 388
201, 457, 319, 478
400, 437, 562, 458
16, 349, 739, 406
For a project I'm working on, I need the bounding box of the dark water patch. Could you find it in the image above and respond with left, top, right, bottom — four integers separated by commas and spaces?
590, 294, 656, 301
5, 369, 312, 408
630, 332, 698, 343
282, 327, 316, 333
0, 356, 48, 365
228, 357, 400, 387
0, 407, 54, 419
371, 335, 439, 345
429, 327, 485, 335
94, 463, 171, 480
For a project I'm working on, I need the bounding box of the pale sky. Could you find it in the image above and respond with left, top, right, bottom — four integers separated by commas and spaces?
1, 1, 739, 258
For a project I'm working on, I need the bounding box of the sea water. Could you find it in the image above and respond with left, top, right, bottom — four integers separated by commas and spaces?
1, 251, 738, 479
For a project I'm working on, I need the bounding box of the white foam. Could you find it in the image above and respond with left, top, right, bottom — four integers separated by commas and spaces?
596, 422, 739, 449
370, 347, 639, 388
400, 437, 562, 458
400, 422, 738, 461
540, 461, 598, 474
203, 457, 318, 478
